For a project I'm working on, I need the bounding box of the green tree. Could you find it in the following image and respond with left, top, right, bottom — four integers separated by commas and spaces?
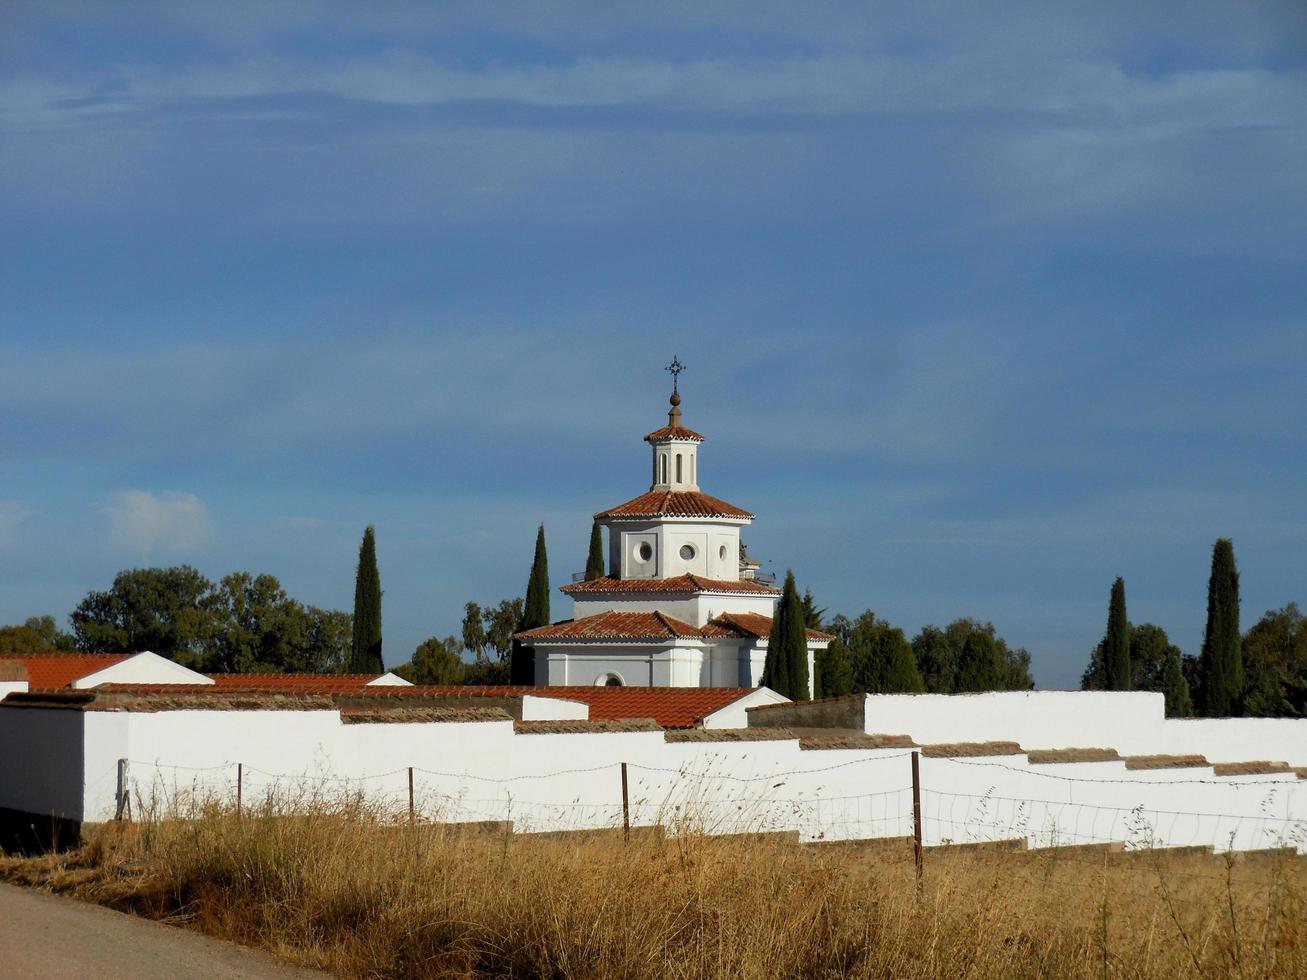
1103, 577, 1131, 691
814, 641, 854, 697
0, 616, 75, 653
484, 598, 524, 661
71, 565, 215, 657
350, 526, 383, 673
845, 611, 924, 694
461, 602, 487, 661
955, 627, 1005, 692
512, 525, 550, 684
584, 522, 606, 581
1161, 646, 1194, 717
301, 608, 353, 675
1002, 645, 1036, 691
396, 635, 465, 685
761, 602, 791, 697
800, 589, 826, 630
762, 571, 809, 700
913, 625, 957, 694
1198, 538, 1242, 716
1082, 623, 1182, 693
1241, 603, 1306, 717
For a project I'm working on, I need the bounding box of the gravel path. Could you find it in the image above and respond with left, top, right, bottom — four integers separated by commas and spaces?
0, 883, 329, 978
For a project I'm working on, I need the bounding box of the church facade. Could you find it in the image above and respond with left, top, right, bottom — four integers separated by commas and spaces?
517, 381, 830, 693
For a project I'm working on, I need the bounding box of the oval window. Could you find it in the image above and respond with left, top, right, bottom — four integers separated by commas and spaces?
637, 542, 653, 562
719, 545, 728, 561
679, 544, 696, 560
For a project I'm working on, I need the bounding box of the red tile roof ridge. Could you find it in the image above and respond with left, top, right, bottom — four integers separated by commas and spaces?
595, 489, 753, 520
561, 573, 779, 596
644, 424, 706, 443
516, 609, 704, 641
709, 611, 835, 642
11, 654, 133, 689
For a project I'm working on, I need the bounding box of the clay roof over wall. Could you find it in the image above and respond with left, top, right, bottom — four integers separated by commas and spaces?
1026, 748, 1121, 765
4, 653, 131, 689
210, 673, 387, 691
1212, 760, 1293, 776
341, 706, 509, 724
517, 610, 705, 641
1123, 754, 1210, 770
9, 680, 762, 730
708, 612, 835, 642
644, 423, 705, 443
921, 741, 1025, 758
595, 490, 753, 520
561, 574, 778, 596
514, 719, 662, 734
800, 733, 917, 751
665, 727, 796, 743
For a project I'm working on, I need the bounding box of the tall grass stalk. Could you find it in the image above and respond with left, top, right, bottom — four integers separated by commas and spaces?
2, 796, 1304, 979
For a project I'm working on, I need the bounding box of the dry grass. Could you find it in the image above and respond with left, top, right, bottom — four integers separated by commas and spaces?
2, 800, 1306, 979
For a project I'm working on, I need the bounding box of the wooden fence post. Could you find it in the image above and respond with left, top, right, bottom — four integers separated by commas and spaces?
621, 762, 630, 843
115, 758, 130, 822
408, 766, 415, 825
236, 762, 243, 818
911, 751, 923, 886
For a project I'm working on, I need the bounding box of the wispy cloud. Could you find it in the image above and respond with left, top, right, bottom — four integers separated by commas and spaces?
102, 490, 211, 560
0, 500, 34, 548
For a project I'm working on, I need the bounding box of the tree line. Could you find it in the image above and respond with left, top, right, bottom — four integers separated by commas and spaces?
755, 570, 1035, 701
1080, 538, 1306, 718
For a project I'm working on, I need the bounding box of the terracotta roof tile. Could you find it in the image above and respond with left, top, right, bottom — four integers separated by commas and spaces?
561, 574, 778, 597
644, 424, 705, 443
39, 681, 762, 730
708, 612, 835, 642
595, 490, 753, 520
516, 610, 705, 642
209, 673, 386, 691
9, 654, 132, 689
410, 685, 760, 729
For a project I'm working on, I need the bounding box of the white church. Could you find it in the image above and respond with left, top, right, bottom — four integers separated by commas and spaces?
517, 366, 831, 691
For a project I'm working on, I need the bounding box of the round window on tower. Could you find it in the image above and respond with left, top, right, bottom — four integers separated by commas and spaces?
679, 544, 696, 561
637, 542, 653, 562
719, 544, 728, 561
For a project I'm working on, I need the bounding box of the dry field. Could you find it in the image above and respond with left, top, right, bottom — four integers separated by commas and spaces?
1, 801, 1304, 979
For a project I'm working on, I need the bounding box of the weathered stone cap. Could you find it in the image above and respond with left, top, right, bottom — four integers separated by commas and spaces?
1026, 748, 1121, 764
921, 741, 1024, 758
665, 727, 796, 743
514, 718, 663, 734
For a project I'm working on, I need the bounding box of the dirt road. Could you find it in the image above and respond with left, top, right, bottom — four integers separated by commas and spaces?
0, 883, 328, 978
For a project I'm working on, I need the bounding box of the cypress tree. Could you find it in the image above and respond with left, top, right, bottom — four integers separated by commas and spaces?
761, 600, 791, 697
584, 522, 605, 581
512, 524, 550, 684
1199, 538, 1242, 716
1103, 577, 1131, 691
782, 574, 810, 700
1161, 647, 1194, 718
763, 572, 809, 700
350, 525, 383, 673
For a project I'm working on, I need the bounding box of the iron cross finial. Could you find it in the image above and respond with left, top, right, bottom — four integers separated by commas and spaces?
665, 356, 686, 393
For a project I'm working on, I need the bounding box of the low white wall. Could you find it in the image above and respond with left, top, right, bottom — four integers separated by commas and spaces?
862, 691, 1165, 751
702, 688, 788, 729
521, 695, 589, 721
0, 681, 28, 701
859, 692, 1307, 768
3, 699, 1303, 854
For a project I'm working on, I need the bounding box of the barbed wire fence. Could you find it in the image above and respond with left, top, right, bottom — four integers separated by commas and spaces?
112, 750, 1307, 866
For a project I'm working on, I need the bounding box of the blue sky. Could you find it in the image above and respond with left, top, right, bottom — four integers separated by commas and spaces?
2, 2, 1305, 687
